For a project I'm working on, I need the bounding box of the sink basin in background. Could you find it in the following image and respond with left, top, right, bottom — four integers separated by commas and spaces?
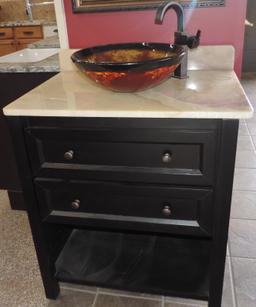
0, 48, 60, 63
71, 43, 185, 92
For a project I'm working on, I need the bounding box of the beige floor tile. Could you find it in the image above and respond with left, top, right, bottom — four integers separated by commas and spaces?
251, 135, 256, 147
235, 150, 256, 168
232, 257, 256, 307
236, 136, 254, 151
238, 123, 249, 136
165, 302, 202, 307
164, 296, 207, 306
247, 123, 256, 135
60, 282, 97, 293
98, 288, 161, 300
245, 113, 256, 124
229, 219, 256, 258
94, 294, 161, 307
47, 289, 95, 306
233, 168, 256, 191
231, 191, 256, 219
222, 257, 235, 307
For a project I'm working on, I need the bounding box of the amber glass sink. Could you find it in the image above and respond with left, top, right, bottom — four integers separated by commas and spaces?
71, 43, 185, 92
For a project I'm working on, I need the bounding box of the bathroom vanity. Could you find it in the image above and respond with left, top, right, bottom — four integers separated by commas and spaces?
3, 47, 253, 307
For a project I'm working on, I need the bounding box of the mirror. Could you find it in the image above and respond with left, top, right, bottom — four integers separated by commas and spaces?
72, 0, 225, 13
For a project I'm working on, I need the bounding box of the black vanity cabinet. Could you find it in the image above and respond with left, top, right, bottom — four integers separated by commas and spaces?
8, 117, 238, 307
0, 72, 57, 210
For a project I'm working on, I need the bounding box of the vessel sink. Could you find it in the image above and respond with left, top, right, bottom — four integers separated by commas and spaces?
71, 43, 185, 92
0, 48, 59, 63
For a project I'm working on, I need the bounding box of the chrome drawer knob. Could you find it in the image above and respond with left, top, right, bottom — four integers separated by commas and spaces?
64, 150, 74, 160
162, 205, 172, 217
162, 152, 172, 163
71, 199, 80, 210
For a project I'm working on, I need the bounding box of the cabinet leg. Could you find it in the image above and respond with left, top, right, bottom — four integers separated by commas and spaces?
44, 280, 60, 300
8, 190, 26, 210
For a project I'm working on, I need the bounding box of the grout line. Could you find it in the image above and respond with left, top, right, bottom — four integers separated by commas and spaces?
234, 166, 256, 169
239, 121, 251, 138
164, 299, 207, 307
228, 254, 256, 260
60, 285, 97, 295
91, 288, 99, 307
230, 217, 256, 221
97, 290, 162, 302
227, 256, 237, 307
248, 134, 256, 152
233, 188, 256, 192
230, 256, 256, 260
229, 257, 239, 307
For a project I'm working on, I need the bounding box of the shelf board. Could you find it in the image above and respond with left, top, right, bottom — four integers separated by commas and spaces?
55, 229, 210, 300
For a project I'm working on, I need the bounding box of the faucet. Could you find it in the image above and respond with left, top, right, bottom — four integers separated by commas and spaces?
155, 1, 201, 79
25, 0, 54, 22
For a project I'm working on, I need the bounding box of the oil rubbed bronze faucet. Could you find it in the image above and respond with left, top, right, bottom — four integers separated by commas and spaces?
155, 1, 201, 79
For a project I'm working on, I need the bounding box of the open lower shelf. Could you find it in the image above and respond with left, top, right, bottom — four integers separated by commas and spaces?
55, 229, 210, 300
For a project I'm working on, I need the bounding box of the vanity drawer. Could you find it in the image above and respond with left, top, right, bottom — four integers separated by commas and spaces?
35, 178, 213, 237
0, 27, 13, 40
25, 127, 217, 185
14, 26, 43, 39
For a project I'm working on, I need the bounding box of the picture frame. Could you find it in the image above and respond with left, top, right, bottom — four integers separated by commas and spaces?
72, 0, 226, 13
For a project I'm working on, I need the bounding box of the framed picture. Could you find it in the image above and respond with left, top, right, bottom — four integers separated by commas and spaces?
72, 0, 226, 13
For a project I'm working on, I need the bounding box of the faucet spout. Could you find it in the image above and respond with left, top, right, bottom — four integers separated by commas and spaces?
154, 1, 201, 79
155, 1, 185, 32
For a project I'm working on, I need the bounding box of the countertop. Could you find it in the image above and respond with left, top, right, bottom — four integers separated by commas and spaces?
3, 69, 253, 119
0, 35, 60, 73
28, 35, 60, 49
0, 54, 59, 73
0, 20, 55, 27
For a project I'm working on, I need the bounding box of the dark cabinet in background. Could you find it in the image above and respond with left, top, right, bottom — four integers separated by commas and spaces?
0, 72, 58, 209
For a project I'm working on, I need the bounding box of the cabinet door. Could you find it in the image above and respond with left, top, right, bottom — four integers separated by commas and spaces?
0, 40, 16, 56
16, 38, 39, 51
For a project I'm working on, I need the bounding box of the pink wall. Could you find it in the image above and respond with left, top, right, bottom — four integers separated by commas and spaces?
64, 0, 247, 76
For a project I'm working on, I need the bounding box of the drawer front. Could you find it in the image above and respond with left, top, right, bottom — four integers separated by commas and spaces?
14, 26, 43, 39
35, 178, 213, 237
0, 40, 16, 56
26, 127, 217, 185
0, 28, 13, 40
16, 38, 39, 51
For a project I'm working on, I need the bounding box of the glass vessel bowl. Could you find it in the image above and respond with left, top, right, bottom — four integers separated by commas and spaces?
71, 43, 185, 92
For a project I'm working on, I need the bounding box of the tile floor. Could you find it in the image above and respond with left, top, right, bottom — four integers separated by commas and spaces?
1, 74, 256, 307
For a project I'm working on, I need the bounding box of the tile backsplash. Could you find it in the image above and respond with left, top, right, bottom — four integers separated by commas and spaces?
0, 0, 56, 23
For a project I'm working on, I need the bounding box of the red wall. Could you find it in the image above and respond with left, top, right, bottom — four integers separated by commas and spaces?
64, 0, 247, 76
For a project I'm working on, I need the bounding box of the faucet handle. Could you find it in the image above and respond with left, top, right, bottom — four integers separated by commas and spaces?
187, 30, 201, 49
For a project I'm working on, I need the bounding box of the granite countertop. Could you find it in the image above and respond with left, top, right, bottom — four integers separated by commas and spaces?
28, 35, 60, 49
0, 20, 56, 27
0, 54, 60, 73
3, 69, 253, 119
0, 34, 60, 73
0, 17, 60, 73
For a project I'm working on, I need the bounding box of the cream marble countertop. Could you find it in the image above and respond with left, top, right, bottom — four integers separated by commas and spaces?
3, 69, 253, 119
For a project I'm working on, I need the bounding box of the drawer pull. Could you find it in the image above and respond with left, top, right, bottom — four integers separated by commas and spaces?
162, 152, 172, 163
0, 32, 6, 37
23, 31, 34, 35
162, 205, 172, 217
64, 150, 74, 160
71, 199, 80, 210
